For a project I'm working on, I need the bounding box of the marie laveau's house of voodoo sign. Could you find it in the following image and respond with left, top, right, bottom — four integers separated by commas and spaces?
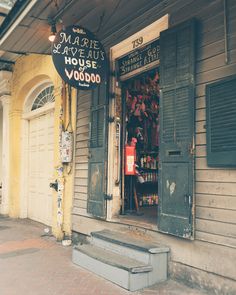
52, 25, 106, 90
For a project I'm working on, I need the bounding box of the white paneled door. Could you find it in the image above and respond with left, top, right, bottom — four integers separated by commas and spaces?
28, 111, 54, 226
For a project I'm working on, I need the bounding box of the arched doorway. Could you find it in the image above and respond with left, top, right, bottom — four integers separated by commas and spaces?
21, 81, 55, 226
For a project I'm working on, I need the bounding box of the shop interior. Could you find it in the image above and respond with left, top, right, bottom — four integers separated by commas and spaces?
120, 68, 160, 226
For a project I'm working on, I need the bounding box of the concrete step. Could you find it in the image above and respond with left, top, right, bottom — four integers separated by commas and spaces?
73, 229, 169, 290
90, 229, 169, 287
72, 244, 153, 291
91, 229, 169, 264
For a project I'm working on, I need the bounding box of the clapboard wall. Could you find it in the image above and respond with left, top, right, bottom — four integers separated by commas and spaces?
73, 91, 91, 218
73, 0, 236, 249
193, 1, 236, 249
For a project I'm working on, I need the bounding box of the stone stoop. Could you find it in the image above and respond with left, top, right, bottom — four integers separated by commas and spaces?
72, 229, 169, 291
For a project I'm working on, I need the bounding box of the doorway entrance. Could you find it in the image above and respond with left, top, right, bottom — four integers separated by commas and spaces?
106, 16, 195, 238
121, 68, 160, 225
21, 83, 55, 226
28, 110, 54, 225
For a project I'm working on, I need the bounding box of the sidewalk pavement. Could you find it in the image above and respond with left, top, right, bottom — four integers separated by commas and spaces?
0, 216, 208, 295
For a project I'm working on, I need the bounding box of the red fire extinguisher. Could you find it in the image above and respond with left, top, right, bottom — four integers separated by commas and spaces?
125, 138, 137, 175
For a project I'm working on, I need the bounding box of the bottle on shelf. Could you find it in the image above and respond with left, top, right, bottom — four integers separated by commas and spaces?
138, 193, 158, 207
140, 156, 144, 168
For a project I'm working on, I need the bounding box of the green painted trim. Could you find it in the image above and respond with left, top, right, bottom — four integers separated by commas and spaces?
0, 0, 31, 40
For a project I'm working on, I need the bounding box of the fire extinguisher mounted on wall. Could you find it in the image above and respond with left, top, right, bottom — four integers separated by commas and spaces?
124, 137, 137, 175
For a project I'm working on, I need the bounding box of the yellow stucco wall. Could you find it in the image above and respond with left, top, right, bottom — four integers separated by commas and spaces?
9, 54, 76, 239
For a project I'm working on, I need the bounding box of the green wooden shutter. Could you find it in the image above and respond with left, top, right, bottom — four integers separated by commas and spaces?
206, 75, 236, 167
87, 80, 108, 218
158, 19, 196, 239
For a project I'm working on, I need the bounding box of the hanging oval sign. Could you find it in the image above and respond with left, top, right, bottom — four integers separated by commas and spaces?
52, 26, 106, 90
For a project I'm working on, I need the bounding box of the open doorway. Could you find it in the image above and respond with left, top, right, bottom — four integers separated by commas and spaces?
120, 68, 160, 225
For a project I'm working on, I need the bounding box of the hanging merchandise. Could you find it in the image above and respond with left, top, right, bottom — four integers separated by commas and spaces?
124, 69, 160, 210
125, 70, 160, 152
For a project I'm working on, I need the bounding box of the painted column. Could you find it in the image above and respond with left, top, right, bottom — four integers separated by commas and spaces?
0, 71, 12, 215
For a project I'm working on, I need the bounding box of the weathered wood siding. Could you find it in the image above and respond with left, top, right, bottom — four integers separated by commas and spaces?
72, 91, 91, 218
191, 0, 236, 248
73, 0, 236, 248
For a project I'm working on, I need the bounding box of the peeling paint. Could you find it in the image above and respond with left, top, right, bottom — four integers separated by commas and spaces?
91, 164, 101, 194
170, 182, 176, 195
166, 180, 170, 189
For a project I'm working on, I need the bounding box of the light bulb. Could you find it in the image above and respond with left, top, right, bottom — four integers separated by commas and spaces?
48, 33, 56, 42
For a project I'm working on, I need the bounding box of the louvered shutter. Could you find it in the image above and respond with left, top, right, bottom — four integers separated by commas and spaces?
158, 19, 196, 239
87, 80, 108, 218
206, 75, 236, 167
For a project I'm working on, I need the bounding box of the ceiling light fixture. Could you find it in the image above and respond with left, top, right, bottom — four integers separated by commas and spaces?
48, 19, 57, 42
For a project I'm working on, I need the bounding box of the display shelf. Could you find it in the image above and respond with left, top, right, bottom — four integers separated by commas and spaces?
137, 172, 158, 183
139, 151, 159, 155
139, 167, 158, 171
137, 181, 158, 185
139, 204, 158, 207
138, 194, 158, 207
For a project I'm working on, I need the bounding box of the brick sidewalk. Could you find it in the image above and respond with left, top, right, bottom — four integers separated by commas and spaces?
0, 217, 207, 295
